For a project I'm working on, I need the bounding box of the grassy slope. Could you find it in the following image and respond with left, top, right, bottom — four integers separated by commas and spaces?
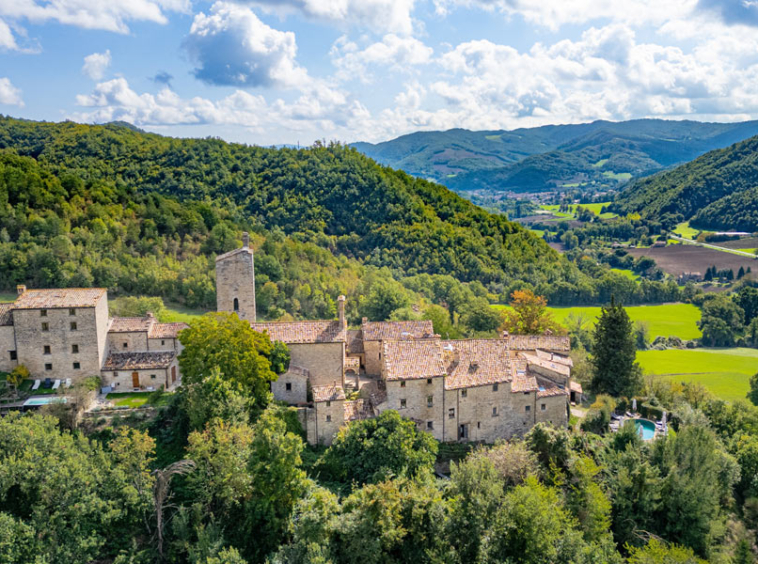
638, 348, 758, 402
492, 303, 702, 340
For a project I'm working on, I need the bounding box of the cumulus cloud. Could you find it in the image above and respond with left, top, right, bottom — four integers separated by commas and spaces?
0, 18, 17, 49
82, 50, 111, 80
0, 77, 23, 106
331, 34, 433, 82
697, 0, 758, 26
184, 2, 310, 89
241, 0, 417, 35
0, 0, 190, 33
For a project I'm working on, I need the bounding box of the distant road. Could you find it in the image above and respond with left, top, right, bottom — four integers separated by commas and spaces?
669, 235, 758, 258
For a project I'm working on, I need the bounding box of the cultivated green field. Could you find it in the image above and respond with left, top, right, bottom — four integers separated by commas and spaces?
162, 302, 207, 323
0, 292, 16, 303
515, 303, 703, 340
539, 203, 616, 220
610, 268, 639, 281
673, 221, 700, 240
639, 348, 758, 402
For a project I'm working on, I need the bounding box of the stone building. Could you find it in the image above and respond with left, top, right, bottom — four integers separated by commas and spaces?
210, 236, 579, 446
0, 285, 186, 390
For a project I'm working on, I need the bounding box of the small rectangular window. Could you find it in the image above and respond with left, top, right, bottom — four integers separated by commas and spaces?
524, 391, 530, 396
73, 362, 80, 370
493, 383, 499, 392
326, 415, 332, 423
525, 405, 531, 412
400, 399, 407, 408
161, 340, 165, 345
461, 389, 467, 398
150, 374, 156, 379
69, 308, 76, 316
477, 421, 481, 429
41, 322, 49, 332
448, 408, 455, 419
492, 407, 498, 417
427, 378, 432, 384
123, 342, 128, 349
72, 344, 79, 354
427, 395, 434, 407
43, 345, 51, 355
285, 382, 292, 391
70, 322, 77, 331
9, 351, 17, 360
326, 401, 331, 407
44, 363, 52, 371
400, 381, 406, 388
541, 403, 546, 411
427, 421, 433, 430
40, 309, 47, 317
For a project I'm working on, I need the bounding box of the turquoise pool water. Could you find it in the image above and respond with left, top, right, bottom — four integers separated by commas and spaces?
23, 397, 67, 406
635, 419, 656, 440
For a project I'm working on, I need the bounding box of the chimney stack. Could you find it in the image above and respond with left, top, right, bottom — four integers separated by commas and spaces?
242, 232, 250, 248
16, 284, 26, 295
337, 295, 346, 330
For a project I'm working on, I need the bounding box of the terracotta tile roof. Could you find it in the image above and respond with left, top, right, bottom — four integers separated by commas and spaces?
521, 352, 572, 377
214, 246, 254, 262
14, 288, 106, 309
110, 316, 154, 333
312, 385, 346, 403
103, 351, 175, 370
381, 339, 446, 381
536, 376, 569, 398
253, 320, 346, 343
0, 304, 13, 326
442, 339, 514, 390
362, 320, 435, 341
569, 380, 583, 394
149, 322, 189, 339
344, 399, 373, 421
504, 334, 570, 353
535, 349, 573, 367
511, 363, 539, 393
346, 329, 363, 354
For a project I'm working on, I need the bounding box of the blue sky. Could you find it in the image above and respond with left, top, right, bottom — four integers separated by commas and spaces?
1, 0, 758, 145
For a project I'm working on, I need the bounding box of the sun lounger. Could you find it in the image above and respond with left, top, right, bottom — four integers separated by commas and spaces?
65, 378, 72, 388
52, 379, 61, 390
32, 379, 41, 390
146, 386, 155, 392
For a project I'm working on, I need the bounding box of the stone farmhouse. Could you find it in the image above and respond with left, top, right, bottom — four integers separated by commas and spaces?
217, 235, 581, 446
0, 286, 186, 391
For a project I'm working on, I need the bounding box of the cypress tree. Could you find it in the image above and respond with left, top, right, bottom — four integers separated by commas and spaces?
738, 266, 746, 279
590, 297, 643, 398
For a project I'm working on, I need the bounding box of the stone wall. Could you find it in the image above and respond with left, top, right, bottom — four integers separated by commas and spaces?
313, 399, 345, 445
14, 302, 106, 381
0, 326, 17, 373
535, 395, 569, 427
108, 331, 148, 354
101, 358, 177, 390
215, 247, 256, 322
363, 340, 382, 375
271, 367, 309, 404
147, 337, 182, 354
381, 377, 446, 441
289, 342, 344, 389
443, 382, 537, 442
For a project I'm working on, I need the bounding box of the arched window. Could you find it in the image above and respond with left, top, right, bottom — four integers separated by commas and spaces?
233, 297, 239, 311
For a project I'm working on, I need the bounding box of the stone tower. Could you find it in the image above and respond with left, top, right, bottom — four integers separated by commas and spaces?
215, 232, 256, 322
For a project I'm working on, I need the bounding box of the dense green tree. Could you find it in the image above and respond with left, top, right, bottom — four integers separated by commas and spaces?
699, 295, 745, 347
179, 313, 289, 414
180, 367, 250, 432
626, 539, 705, 564
501, 289, 566, 335
590, 298, 643, 398
320, 410, 438, 485
361, 278, 411, 321
749, 373, 758, 406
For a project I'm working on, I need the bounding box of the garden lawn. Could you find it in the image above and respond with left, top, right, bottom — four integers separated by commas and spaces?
162, 302, 207, 323
0, 292, 16, 303
638, 348, 758, 402
106, 392, 171, 408
18, 379, 60, 395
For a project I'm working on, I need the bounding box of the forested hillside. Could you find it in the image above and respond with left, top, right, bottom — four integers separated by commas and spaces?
354, 119, 758, 194
0, 116, 608, 318
613, 134, 758, 231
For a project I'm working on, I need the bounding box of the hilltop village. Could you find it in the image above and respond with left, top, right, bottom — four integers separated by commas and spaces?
1, 233, 580, 445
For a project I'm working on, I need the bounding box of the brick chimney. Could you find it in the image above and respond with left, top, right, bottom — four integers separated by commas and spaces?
16, 284, 26, 295
337, 295, 346, 330
242, 232, 250, 248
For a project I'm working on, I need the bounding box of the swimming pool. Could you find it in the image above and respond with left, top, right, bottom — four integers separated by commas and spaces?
635, 419, 656, 441
23, 397, 67, 407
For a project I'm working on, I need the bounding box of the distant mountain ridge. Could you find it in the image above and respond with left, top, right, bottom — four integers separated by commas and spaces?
352, 119, 758, 194
612, 134, 758, 232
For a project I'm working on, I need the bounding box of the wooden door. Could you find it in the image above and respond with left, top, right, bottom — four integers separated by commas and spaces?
171, 366, 177, 383
132, 372, 140, 388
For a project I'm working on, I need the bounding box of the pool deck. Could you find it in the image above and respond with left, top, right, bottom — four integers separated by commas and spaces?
609, 413, 667, 440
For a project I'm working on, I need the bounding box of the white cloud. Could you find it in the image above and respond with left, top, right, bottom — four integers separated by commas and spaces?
331, 34, 433, 82
82, 50, 112, 80
185, 2, 310, 89
0, 0, 190, 33
241, 0, 417, 34
0, 18, 17, 49
0, 77, 23, 106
